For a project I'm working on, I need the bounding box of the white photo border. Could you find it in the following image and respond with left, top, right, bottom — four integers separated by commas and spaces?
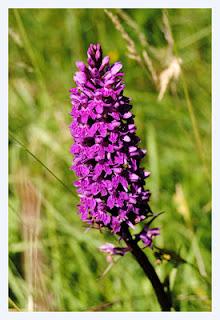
1, 1, 219, 319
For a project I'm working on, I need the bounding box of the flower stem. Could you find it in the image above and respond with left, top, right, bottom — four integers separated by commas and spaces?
121, 227, 172, 311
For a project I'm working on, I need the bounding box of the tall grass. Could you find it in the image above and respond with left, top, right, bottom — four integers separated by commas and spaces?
9, 8, 211, 311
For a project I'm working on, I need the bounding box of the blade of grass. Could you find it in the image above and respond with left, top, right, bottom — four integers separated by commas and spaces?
8, 297, 21, 312
147, 124, 160, 202
9, 132, 75, 196
178, 25, 211, 49
163, 10, 210, 184
180, 72, 211, 183
13, 10, 48, 96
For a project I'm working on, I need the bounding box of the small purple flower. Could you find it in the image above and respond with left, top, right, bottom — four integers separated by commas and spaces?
139, 226, 160, 248
69, 43, 155, 238
99, 243, 130, 256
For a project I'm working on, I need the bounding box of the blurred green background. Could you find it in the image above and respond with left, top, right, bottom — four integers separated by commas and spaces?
8, 9, 211, 311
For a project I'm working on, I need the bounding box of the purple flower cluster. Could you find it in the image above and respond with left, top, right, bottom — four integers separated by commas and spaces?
99, 243, 130, 256
70, 43, 157, 247
99, 226, 160, 256
139, 227, 160, 248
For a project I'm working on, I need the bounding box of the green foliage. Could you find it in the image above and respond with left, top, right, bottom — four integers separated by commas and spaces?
9, 9, 211, 311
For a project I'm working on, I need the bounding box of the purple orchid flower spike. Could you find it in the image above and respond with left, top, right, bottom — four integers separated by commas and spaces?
69, 43, 152, 234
